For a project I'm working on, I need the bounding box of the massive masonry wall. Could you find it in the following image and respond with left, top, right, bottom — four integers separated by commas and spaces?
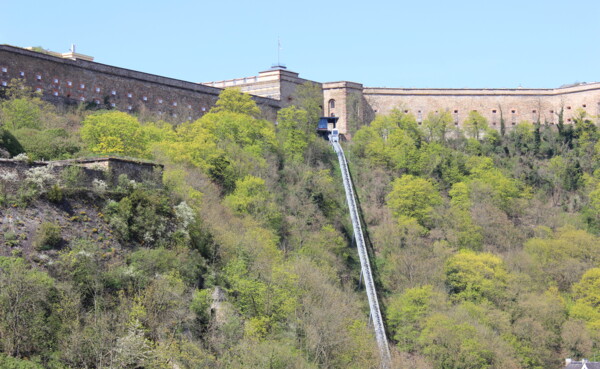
4, 44, 600, 139
324, 82, 600, 136
0, 45, 280, 121
203, 68, 321, 108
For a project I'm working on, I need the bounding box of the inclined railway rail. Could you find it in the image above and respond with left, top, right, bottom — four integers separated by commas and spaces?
331, 140, 391, 368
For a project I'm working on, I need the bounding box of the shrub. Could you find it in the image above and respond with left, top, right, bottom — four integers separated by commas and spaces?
33, 222, 62, 250
92, 179, 108, 194
47, 184, 63, 203
60, 166, 84, 188
0, 353, 44, 368
4, 231, 19, 246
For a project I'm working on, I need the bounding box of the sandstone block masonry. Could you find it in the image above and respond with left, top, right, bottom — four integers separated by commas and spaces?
324, 81, 600, 137
203, 66, 321, 108
0, 45, 280, 121
3, 44, 600, 138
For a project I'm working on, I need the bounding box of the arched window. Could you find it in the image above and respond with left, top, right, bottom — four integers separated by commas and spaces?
329, 99, 335, 109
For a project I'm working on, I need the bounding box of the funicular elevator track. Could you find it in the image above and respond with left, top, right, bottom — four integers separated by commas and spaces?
331, 140, 392, 368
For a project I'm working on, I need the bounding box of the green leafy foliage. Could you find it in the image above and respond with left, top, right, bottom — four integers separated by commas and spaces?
386, 174, 442, 227
104, 186, 174, 245
444, 250, 510, 305
32, 221, 62, 250
387, 285, 445, 352
209, 88, 261, 117
81, 111, 150, 157
0, 257, 56, 358
7, 77, 600, 368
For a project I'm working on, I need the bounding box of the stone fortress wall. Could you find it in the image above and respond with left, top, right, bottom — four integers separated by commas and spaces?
0, 45, 280, 121
203, 66, 320, 108
2, 44, 600, 138
324, 82, 600, 136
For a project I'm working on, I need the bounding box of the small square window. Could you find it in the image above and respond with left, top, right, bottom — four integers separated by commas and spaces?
173, 113, 178, 117
80, 83, 85, 89
404, 110, 409, 113
53, 91, 59, 96
19, 71, 25, 77
567, 106, 571, 110
173, 102, 177, 107
550, 110, 554, 114
188, 116, 192, 120
80, 96, 85, 101
201, 107, 206, 112
53, 78, 59, 84
583, 104, 587, 108
127, 105, 132, 110
567, 118, 572, 122
35, 87, 42, 92
1, 81, 7, 87
158, 99, 163, 104
95, 87, 101, 93
187, 104, 192, 109
110, 103, 116, 108
1, 67, 7, 73
511, 110, 516, 114
532, 110, 537, 113
67, 81, 73, 87
127, 93, 132, 98
493, 121, 497, 125
492, 110, 497, 113
512, 121, 516, 125
94, 99, 100, 105
454, 110, 458, 114
111, 90, 117, 95
36, 74, 42, 81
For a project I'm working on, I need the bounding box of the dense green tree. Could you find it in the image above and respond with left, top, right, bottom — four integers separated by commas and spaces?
387, 285, 445, 352
422, 111, 453, 142
387, 174, 442, 227
525, 227, 600, 290
224, 175, 281, 229
291, 81, 323, 134
209, 88, 261, 117
418, 313, 497, 369
277, 106, 310, 162
463, 110, 489, 140
81, 111, 149, 157
0, 257, 56, 358
444, 250, 510, 305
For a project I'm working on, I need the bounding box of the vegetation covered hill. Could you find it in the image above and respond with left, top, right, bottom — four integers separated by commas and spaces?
0, 81, 599, 368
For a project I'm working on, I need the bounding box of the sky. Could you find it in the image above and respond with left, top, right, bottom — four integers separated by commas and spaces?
1, 0, 599, 89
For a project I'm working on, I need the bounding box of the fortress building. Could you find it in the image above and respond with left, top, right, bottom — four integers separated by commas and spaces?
2, 44, 600, 137
0, 45, 280, 121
